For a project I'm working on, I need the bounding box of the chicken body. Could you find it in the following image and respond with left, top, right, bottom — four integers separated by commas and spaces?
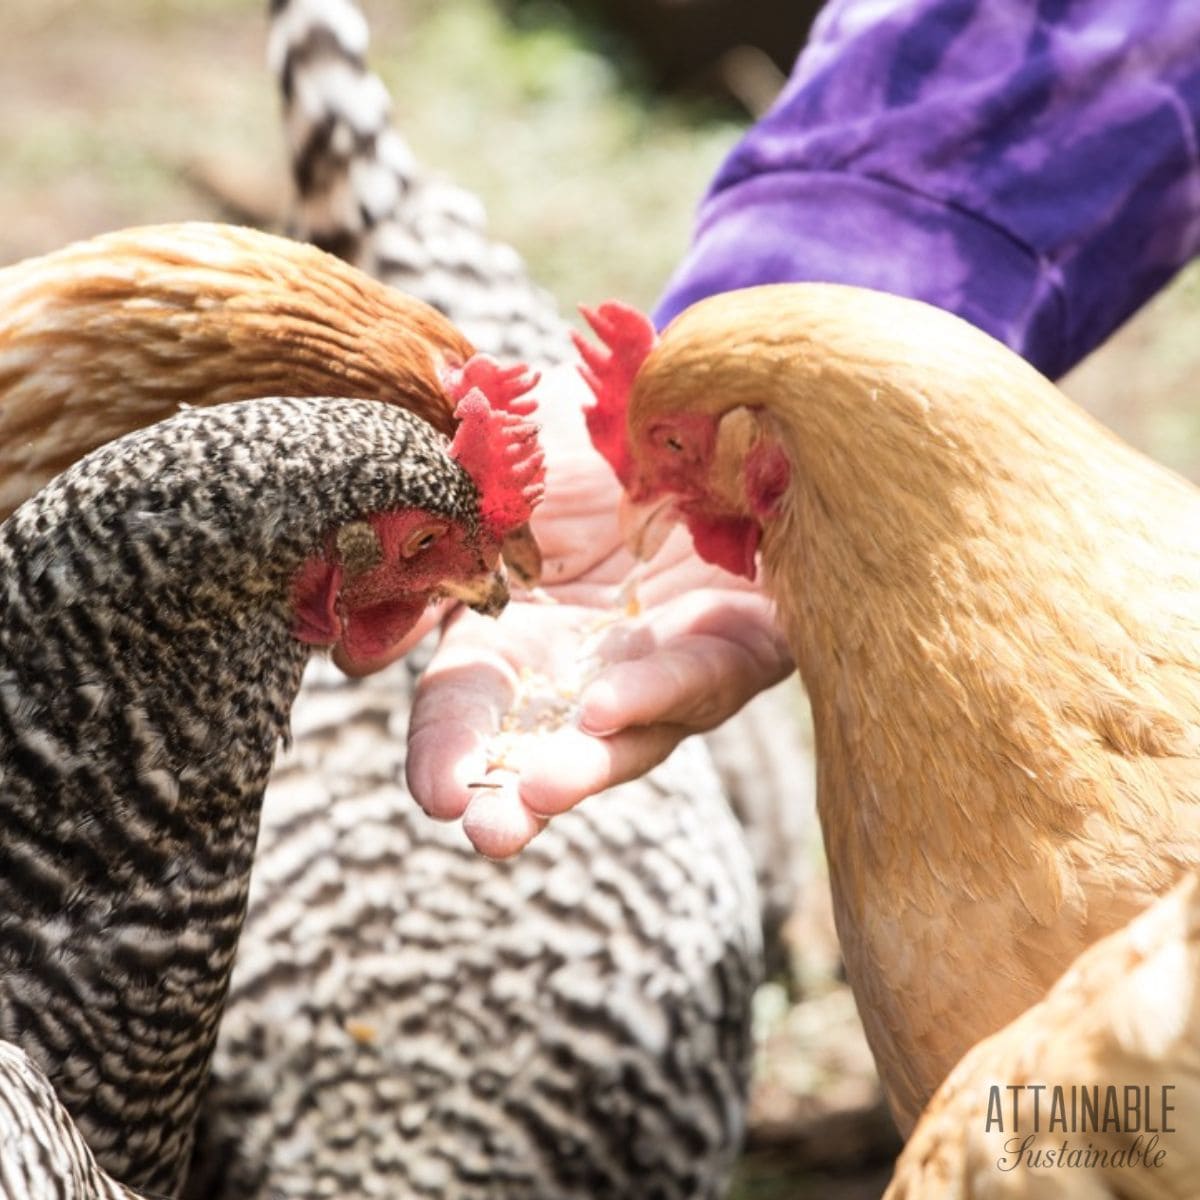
886, 873, 1200, 1198
0, 396, 499, 1194
187, 653, 761, 1200
588, 283, 1200, 1131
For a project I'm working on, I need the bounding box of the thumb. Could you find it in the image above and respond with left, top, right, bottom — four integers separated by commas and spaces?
577, 633, 790, 737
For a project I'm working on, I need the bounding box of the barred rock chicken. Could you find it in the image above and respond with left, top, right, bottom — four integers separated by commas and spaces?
886, 872, 1200, 1199
576, 284, 1200, 1133
0, 220, 544, 589
0, 392, 539, 1195
264, 0, 805, 938
174, 3, 798, 1197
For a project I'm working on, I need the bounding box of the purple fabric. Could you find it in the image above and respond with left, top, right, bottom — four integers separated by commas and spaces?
655, 0, 1200, 379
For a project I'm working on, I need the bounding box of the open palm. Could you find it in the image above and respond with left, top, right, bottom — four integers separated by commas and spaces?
406, 366, 792, 857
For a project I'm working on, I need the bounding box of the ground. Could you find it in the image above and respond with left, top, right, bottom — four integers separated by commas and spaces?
3, 3, 1198, 1198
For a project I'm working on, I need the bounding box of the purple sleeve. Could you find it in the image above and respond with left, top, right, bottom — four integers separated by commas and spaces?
654, 0, 1200, 379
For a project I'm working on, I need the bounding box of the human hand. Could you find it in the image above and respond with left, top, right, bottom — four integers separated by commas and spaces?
405, 365, 793, 857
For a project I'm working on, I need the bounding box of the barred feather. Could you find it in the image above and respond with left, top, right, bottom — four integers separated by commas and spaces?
268, 0, 571, 365
189, 654, 761, 1200
0, 1042, 135, 1200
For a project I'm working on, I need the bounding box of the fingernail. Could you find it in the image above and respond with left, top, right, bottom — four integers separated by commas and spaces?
577, 683, 619, 737
578, 715, 624, 734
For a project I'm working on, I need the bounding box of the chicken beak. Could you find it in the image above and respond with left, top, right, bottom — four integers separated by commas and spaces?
618, 492, 680, 562
443, 567, 511, 617
500, 523, 542, 587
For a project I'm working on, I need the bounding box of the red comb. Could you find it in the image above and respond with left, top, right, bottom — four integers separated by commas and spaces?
572, 301, 657, 488
450, 391, 545, 539
443, 354, 539, 417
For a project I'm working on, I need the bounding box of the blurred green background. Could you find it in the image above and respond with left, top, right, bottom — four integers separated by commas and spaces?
2, 3, 1198, 1197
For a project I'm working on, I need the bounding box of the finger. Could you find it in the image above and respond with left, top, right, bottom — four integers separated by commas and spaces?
406, 722, 490, 821
516, 722, 688, 817
461, 778, 547, 859
577, 637, 770, 737
406, 644, 518, 821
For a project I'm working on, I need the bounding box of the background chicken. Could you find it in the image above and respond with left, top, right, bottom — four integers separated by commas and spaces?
0, 392, 529, 1195
187, 652, 762, 1200
259, 0, 812, 928
577, 283, 1200, 1135
885, 872, 1200, 1199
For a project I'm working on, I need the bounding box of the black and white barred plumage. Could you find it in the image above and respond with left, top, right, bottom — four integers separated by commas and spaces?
0, 397, 487, 1196
0, 1042, 136, 1200
267, 0, 572, 366
188, 654, 761, 1200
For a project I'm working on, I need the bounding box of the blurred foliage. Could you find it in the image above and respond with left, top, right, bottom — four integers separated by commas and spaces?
505, 0, 817, 99
378, 0, 746, 311
1064, 257, 1200, 481
0, 0, 746, 317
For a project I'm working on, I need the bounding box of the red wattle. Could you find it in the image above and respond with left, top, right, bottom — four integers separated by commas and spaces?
684, 513, 761, 581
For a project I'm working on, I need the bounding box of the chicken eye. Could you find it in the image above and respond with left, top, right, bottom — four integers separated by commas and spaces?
403, 527, 443, 557
664, 435, 684, 453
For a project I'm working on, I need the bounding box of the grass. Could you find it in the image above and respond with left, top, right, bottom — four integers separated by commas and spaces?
0, 0, 743, 317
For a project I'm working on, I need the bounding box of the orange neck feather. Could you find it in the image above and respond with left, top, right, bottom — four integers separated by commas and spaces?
0, 223, 473, 518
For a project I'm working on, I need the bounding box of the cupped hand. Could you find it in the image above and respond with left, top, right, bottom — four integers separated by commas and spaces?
404, 365, 793, 857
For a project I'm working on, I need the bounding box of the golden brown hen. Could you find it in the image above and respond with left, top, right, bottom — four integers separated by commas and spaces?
0, 221, 543, 583
575, 284, 1200, 1132
885, 873, 1200, 1198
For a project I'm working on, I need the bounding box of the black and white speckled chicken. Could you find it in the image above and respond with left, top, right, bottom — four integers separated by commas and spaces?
179, 3, 811, 1198
0, 391, 538, 1197
188, 649, 762, 1200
